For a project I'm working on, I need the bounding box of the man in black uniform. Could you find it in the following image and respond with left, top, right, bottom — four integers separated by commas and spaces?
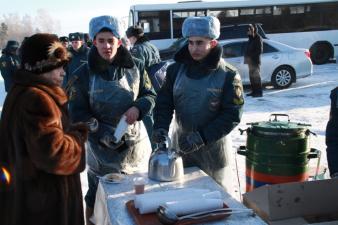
63, 32, 89, 90
0, 40, 20, 92
326, 87, 338, 178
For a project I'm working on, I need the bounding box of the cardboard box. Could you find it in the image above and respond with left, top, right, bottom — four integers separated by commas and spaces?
243, 179, 338, 225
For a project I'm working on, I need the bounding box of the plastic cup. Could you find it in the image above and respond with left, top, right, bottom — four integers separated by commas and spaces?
133, 177, 146, 194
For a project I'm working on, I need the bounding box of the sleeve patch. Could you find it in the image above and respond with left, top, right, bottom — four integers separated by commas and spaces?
144, 72, 152, 90
233, 73, 244, 105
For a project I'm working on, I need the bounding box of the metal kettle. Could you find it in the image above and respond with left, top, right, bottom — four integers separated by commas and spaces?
148, 137, 184, 182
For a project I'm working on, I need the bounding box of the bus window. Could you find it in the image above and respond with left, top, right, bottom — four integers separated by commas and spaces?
290, 6, 305, 14
240, 8, 255, 16
255, 8, 264, 15
139, 11, 171, 40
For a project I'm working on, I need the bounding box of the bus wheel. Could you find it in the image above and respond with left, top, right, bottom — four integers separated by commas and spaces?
271, 66, 294, 89
310, 43, 331, 65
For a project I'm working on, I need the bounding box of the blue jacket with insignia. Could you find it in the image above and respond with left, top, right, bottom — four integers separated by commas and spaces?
130, 36, 161, 72
63, 45, 89, 88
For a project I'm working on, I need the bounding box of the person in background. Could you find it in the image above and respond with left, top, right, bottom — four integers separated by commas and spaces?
67, 15, 156, 225
326, 86, 338, 179
59, 36, 69, 49
152, 16, 244, 196
63, 32, 89, 91
244, 23, 263, 97
126, 26, 164, 149
84, 33, 93, 48
126, 25, 165, 92
0, 33, 88, 225
0, 40, 20, 92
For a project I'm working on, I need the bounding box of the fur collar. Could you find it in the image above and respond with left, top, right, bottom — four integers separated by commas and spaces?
88, 45, 134, 74
135, 36, 149, 45
174, 44, 223, 71
13, 70, 68, 106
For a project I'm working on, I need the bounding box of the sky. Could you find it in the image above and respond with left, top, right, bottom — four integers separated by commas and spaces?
0, 0, 182, 36
1, 0, 227, 36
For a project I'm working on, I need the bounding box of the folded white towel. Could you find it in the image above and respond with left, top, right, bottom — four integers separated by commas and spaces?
134, 188, 222, 214
164, 198, 224, 216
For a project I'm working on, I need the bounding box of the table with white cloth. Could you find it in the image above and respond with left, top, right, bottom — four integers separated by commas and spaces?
92, 167, 267, 225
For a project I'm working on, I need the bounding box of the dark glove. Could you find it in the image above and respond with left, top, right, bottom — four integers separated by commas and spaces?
331, 172, 338, 179
99, 134, 124, 151
178, 132, 205, 155
152, 128, 168, 144
70, 122, 89, 141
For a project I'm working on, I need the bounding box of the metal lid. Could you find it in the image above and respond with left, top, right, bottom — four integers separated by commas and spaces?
248, 114, 311, 137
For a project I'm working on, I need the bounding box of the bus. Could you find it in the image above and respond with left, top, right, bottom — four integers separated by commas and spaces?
129, 0, 338, 64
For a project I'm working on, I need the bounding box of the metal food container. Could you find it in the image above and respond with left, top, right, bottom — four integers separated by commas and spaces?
238, 114, 320, 192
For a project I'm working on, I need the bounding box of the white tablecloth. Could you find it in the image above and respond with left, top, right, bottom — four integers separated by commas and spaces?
92, 167, 267, 225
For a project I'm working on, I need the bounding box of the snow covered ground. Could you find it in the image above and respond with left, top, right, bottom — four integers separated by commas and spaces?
1, 63, 337, 202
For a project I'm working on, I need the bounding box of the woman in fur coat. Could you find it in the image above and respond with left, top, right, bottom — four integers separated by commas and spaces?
0, 33, 88, 225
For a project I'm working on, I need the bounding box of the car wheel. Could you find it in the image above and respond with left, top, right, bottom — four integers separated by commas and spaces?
310, 43, 331, 65
271, 66, 294, 89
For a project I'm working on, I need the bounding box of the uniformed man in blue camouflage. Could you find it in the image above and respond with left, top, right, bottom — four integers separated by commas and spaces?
126, 26, 164, 150
0, 40, 20, 92
152, 16, 244, 196
63, 32, 89, 91
326, 87, 338, 179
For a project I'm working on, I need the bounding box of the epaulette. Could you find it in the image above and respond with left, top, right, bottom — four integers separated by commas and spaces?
223, 61, 238, 75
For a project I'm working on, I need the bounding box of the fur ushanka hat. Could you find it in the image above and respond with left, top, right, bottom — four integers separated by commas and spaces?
89, 15, 123, 40
182, 16, 220, 39
20, 33, 70, 74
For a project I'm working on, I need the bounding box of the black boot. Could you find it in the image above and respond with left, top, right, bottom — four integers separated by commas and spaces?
252, 92, 263, 97
252, 89, 263, 97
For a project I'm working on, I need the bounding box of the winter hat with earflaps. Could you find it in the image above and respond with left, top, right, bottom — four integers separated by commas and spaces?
89, 15, 123, 40
20, 33, 70, 74
182, 16, 220, 39
59, 36, 69, 42
4, 40, 19, 51
126, 26, 144, 38
69, 32, 84, 41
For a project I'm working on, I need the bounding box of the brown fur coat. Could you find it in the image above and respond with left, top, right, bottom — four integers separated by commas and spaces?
0, 69, 87, 225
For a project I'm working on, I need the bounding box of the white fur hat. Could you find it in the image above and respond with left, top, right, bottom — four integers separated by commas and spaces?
89, 15, 123, 40
182, 16, 220, 39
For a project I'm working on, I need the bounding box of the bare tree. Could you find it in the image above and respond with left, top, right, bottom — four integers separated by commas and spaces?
0, 22, 8, 48
0, 10, 61, 49
35, 9, 61, 35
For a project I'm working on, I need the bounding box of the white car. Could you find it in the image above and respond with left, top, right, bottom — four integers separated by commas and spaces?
220, 38, 313, 89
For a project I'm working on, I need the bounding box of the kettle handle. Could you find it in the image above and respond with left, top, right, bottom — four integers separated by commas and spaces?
307, 148, 321, 180
156, 135, 172, 152
164, 135, 172, 149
